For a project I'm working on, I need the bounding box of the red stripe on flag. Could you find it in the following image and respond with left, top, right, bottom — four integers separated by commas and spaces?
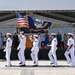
17, 18, 29, 27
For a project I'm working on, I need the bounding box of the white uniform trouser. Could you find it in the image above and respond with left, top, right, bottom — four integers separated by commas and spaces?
74, 48, 75, 56
38, 41, 41, 49
64, 50, 75, 66
18, 47, 26, 65
48, 49, 58, 66
6, 48, 11, 66
31, 47, 36, 62
31, 47, 39, 65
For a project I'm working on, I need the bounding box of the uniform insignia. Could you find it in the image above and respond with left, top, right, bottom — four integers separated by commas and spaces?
69, 40, 71, 42
8, 40, 9, 42
54, 40, 56, 42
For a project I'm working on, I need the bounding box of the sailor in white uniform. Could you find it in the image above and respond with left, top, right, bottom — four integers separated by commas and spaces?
48, 33, 58, 67
4, 33, 12, 67
31, 35, 39, 66
64, 33, 75, 66
17, 31, 26, 67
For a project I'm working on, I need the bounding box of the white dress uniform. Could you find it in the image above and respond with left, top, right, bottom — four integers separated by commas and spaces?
17, 35, 26, 65
31, 37, 39, 65
64, 37, 75, 66
48, 34, 58, 66
17, 34, 22, 63
4, 35, 12, 66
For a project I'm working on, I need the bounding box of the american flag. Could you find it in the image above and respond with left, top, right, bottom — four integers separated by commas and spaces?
16, 13, 29, 28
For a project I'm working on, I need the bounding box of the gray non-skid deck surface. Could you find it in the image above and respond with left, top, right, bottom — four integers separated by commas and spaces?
0, 60, 75, 75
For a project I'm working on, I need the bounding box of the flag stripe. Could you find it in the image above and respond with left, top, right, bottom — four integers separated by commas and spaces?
17, 18, 29, 25
16, 13, 29, 28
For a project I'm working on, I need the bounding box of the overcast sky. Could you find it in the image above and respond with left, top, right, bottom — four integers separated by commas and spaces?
0, 0, 75, 10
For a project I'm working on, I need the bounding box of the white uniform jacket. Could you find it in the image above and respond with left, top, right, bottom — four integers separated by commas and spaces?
51, 38, 58, 51
31, 39, 39, 52
67, 38, 74, 52
4, 38, 12, 51
17, 35, 26, 50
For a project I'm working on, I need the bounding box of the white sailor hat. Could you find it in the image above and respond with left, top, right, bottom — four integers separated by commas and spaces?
6, 33, 11, 36
34, 35, 38, 37
68, 33, 73, 36
51, 33, 56, 36
20, 31, 24, 34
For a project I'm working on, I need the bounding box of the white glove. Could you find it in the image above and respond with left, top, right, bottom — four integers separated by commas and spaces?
3, 49, 6, 52
47, 44, 51, 46
17, 47, 20, 50
31, 47, 34, 52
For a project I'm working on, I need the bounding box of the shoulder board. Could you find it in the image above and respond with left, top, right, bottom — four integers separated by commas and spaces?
54, 40, 56, 42
69, 40, 71, 42
22, 37, 23, 39
8, 40, 9, 42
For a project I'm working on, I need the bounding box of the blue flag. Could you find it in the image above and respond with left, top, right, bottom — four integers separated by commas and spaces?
28, 16, 52, 31
16, 13, 24, 18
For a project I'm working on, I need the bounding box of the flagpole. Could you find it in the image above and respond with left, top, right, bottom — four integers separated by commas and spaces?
26, 11, 32, 34
26, 11, 31, 37
15, 9, 20, 34
15, 9, 18, 33
26, 11, 27, 16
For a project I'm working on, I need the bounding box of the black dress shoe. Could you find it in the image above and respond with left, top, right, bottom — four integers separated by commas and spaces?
19, 65, 26, 67
19, 62, 22, 64
5, 65, 11, 67
50, 63, 54, 64
52, 65, 58, 67
33, 65, 38, 67
33, 62, 36, 64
